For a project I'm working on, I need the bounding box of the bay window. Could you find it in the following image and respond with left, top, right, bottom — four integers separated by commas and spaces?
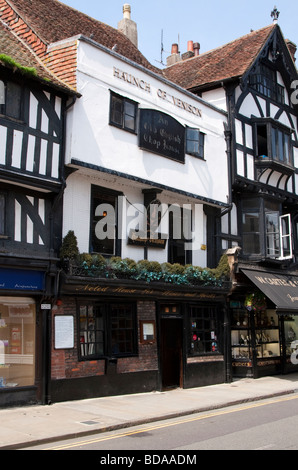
255, 120, 293, 169
242, 197, 292, 260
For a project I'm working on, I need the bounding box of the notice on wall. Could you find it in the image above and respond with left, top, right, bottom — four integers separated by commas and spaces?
54, 315, 74, 349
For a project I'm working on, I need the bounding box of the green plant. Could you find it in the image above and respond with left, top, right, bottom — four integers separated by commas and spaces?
0, 54, 37, 77
59, 230, 79, 260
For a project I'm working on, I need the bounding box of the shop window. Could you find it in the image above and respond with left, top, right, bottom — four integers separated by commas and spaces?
0, 297, 36, 388
186, 127, 205, 159
90, 185, 121, 256
110, 91, 138, 133
242, 197, 292, 260
78, 302, 136, 360
0, 80, 23, 120
188, 306, 221, 356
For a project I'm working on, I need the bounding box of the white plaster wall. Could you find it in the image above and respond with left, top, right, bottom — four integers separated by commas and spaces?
201, 88, 227, 112
65, 41, 229, 206
62, 170, 208, 266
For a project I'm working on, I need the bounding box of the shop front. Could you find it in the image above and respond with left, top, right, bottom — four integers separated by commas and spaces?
0, 267, 51, 407
49, 275, 229, 403
229, 266, 298, 379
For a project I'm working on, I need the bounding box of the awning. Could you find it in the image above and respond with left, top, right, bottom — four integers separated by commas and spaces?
241, 269, 298, 313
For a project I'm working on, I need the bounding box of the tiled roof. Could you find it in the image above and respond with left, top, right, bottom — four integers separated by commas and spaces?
7, 0, 160, 73
0, 20, 74, 93
163, 24, 277, 90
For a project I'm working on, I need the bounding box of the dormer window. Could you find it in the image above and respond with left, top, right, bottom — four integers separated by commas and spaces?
249, 64, 285, 104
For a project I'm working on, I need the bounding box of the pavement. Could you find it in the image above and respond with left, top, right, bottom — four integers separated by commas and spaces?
1, 373, 298, 450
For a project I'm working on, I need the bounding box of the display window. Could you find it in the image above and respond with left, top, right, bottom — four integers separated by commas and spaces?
283, 316, 298, 366
0, 297, 36, 388
188, 306, 221, 356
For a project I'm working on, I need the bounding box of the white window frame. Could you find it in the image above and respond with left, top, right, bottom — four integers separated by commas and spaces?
279, 214, 292, 260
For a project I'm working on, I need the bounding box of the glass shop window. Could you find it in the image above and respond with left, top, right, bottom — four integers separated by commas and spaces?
188, 306, 221, 356
79, 302, 136, 360
0, 297, 36, 388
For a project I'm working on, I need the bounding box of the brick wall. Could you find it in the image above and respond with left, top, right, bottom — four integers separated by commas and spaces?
51, 298, 158, 380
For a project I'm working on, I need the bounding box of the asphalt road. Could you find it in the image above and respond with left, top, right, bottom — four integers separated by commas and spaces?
21, 393, 298, 452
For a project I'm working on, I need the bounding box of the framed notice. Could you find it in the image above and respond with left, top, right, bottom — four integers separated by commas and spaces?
140, 320, 156, 344
54, 315, 74, 349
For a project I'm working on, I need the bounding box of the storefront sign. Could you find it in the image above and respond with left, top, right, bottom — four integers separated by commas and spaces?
62, 281, 223, 301
0, 268, 44, 291
242, 269, 298, 312
139, 109, 185, 163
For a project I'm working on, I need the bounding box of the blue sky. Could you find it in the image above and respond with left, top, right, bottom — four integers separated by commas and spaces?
61, 1, 298, 68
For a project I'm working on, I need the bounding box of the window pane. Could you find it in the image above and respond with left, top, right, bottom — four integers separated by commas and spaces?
6, 82, 22, 120
79, 305, 104, 358
278, 130, 284, 161
243, 233, 260, 255
110, 305, 134, 355
189, 307, 220, 356
91, 190, 116, 255
266, 212, 280, 257
0, 194, 4, 235
111, 95, 123, 126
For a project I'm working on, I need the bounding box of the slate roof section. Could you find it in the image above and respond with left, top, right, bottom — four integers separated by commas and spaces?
0, 20, 75, 93
163, 24, 277, 91
7, 0, 160, 74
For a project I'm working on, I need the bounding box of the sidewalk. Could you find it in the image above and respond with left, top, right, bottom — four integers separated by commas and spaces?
1, 373, 298, 449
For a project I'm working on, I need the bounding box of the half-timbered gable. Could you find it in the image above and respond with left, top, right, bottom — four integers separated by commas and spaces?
164, 22, 298, 265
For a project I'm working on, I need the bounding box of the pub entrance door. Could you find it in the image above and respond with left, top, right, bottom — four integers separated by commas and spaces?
160, 317, 183, 389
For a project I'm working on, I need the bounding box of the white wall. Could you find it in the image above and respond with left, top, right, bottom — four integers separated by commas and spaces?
65, 40, 229, 206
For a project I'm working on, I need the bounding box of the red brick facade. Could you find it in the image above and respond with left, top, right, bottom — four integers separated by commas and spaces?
51, 299, 158, 380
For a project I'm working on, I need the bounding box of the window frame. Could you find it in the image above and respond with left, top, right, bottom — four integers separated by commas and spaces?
188, 305, 222, 357
168, 206, 192, 265
109, 91, 138, 134
78, 301, 137, 360
241, 197, 293, 260
90, 185, 122, 257
249, 64, 285, 105
0, 192, 5, 236
255, 119, 293, 169
185, 126, 205, 159
0, 79, 24, 121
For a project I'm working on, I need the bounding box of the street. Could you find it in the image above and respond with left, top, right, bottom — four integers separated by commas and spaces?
22, 393, 298, 451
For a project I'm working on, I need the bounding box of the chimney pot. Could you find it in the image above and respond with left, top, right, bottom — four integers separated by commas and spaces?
187, 40, 194, 52
123, 4, 131, 19
171, 43, 179, 54
193, 42, 200, 56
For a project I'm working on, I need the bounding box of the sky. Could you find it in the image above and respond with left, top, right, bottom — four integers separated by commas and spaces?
61, 0, 298, 68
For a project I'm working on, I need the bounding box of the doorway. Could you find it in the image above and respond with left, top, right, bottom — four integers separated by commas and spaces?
160, 317, 183, 389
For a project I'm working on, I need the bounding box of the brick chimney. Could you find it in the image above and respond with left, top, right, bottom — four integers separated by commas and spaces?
286, 39, 297, 62
118, 4, 138, 48
166, 43, 181, 66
